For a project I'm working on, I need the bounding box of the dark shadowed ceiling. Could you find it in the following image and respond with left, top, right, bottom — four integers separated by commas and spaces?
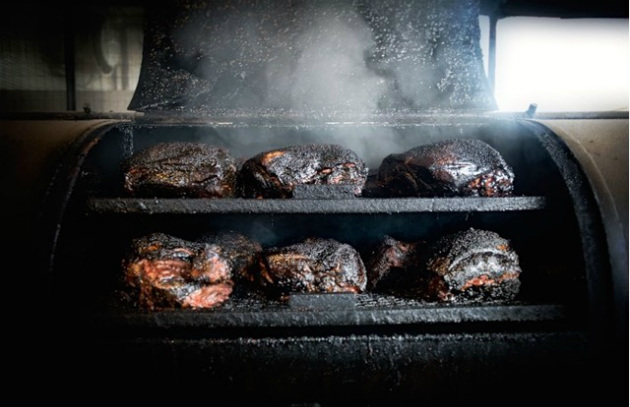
35, 0, 630, 19
479, 0, 628, 18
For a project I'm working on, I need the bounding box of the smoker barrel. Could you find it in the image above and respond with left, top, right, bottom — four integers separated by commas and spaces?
2, 0, 627, 405
17, 112, 623, 406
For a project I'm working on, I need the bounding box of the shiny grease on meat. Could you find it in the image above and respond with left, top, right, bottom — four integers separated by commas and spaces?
122, 142, 238, 198
237, 144, 368, 198
420, 228, 522, 303
365, 139, 515, 197
123, 232, 246, 310
365, 229, 522, 303
259, 237, 367, 296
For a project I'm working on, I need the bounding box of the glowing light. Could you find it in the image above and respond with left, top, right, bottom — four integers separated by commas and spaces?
482, 17, 628, 112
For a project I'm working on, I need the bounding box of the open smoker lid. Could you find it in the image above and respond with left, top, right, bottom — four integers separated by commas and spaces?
128, 0, 497, 115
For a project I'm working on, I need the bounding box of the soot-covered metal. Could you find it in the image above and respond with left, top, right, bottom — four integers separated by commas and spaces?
130, 0, 496, 113
30, 1, 625, 406
36, 116, 621, 406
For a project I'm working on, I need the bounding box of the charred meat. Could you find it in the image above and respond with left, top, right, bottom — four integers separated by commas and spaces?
365, 139, 514, 197
364, 235, 426, 292
122, 142, 238, 198
122, 232, 235, 310
237, 144, 368, 198
197, 230, 263, 284
419, 228, 522, 303
259, 237, 367, 296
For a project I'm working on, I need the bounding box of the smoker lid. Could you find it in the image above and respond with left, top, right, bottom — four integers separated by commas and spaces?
128, 0, 497, 115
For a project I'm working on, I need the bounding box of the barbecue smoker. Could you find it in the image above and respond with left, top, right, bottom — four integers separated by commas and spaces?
4, 0, 627, 405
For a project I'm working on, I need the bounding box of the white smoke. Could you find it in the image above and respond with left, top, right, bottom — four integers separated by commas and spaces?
264, 5, 388, 114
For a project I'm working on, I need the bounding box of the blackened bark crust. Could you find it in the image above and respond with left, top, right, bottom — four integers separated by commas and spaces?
237, 144, 368, 198
123, 142, 238, 198
122, 232, 235, 310
259, 237, 368, 296
366, 139, 515, 197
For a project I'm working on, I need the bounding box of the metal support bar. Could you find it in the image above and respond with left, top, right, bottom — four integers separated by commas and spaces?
488, 12, 498, 93
63, 11, 76, 111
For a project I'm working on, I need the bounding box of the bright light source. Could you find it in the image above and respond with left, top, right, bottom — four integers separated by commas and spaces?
483, 17, 628, 112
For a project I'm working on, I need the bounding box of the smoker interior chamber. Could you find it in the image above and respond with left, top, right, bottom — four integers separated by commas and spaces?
31, 112, 622, 405
9, 0, 625, 405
